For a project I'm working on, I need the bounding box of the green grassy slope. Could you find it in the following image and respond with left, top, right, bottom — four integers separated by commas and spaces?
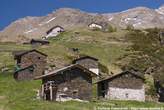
42, 28, 129, 73
0, 29, 164, 110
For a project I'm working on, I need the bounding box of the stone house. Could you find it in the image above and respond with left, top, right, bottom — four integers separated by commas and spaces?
96, 70, 145, 101
88, 22, 103, 30
30, 39, 49, 46
35, 64, 97, 101
13, 49, 47, 80
44, 26, 64, 39
72, 56, 99, 75
88, 22, 108, 31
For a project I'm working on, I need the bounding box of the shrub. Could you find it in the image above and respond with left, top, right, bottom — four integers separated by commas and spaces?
92, 27, 101, 31
145, 75, 157, 96
126, 24, 134, 31
99, 63, 109, 74
123, 28, 164, 86
108, 25, 117, 32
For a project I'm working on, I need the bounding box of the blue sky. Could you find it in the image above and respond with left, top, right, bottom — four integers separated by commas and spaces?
0, 0, 163, 30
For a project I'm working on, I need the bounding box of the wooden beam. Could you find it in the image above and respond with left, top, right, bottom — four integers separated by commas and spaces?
50, 84, 53, 101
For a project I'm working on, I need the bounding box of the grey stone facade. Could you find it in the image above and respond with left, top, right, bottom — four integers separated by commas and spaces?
13, 49, 47, 80
97, 71, 145, 101
72, 56, 99, 75
35, 64, 97, 101
107, 86, 145, 101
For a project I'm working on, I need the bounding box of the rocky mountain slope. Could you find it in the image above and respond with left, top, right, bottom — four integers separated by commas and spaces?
104, 6, 164, 29
0, 5, 164, 42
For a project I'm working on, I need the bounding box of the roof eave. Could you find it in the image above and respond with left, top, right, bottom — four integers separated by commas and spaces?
95, 71, 144, 84
34, 64, 98, 80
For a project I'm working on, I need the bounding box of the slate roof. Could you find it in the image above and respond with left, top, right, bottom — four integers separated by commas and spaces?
46, 25, 64, 34
72, 56, 98, 64
95, 70, 145, 83
35, 64, 98, 79
30, 39, 50, 44
13, 49, 47, 59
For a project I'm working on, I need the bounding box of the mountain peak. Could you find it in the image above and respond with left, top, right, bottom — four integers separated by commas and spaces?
159, 4, 164, 8
156, 5, 164, 15
0, 6, 164, 42
53, 8, 82, 14
132, 6, 150, 10
120, 6, 152, 13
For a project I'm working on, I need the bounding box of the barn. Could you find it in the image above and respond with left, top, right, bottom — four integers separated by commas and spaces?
96, 70, 145, 101
13, 49, 47, 80
30, 39, 49, 46
35, 64, 97, 101
72, 56, 99, 75
88, 22, 103, 30
88, 22, 108, 31
44, 25, 64, 39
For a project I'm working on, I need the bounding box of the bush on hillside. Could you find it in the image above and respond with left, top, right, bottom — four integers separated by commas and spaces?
108, 25, 117, 32
126, 24, 134, 31
92, 27, 102, 31
99, 63, 109, 74
122, 28, 164, 84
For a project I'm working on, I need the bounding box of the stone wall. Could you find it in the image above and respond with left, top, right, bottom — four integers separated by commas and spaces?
14, 68, 34, 80
97, 72, 145, 101
106, 86, 145, 101
75, 58, 98, 69
75, 58, 99, 75
20, 51, 47, 77
108, 73, 144, 89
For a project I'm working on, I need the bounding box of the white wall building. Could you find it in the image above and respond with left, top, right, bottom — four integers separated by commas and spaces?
88, 23, 103, 29
43, 26, 64, 39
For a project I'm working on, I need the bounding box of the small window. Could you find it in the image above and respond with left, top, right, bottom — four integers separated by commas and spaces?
72, 90, 78, 98
125, 93, 129, 98
73, 90, 78, 94
38, 57, 41, 59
